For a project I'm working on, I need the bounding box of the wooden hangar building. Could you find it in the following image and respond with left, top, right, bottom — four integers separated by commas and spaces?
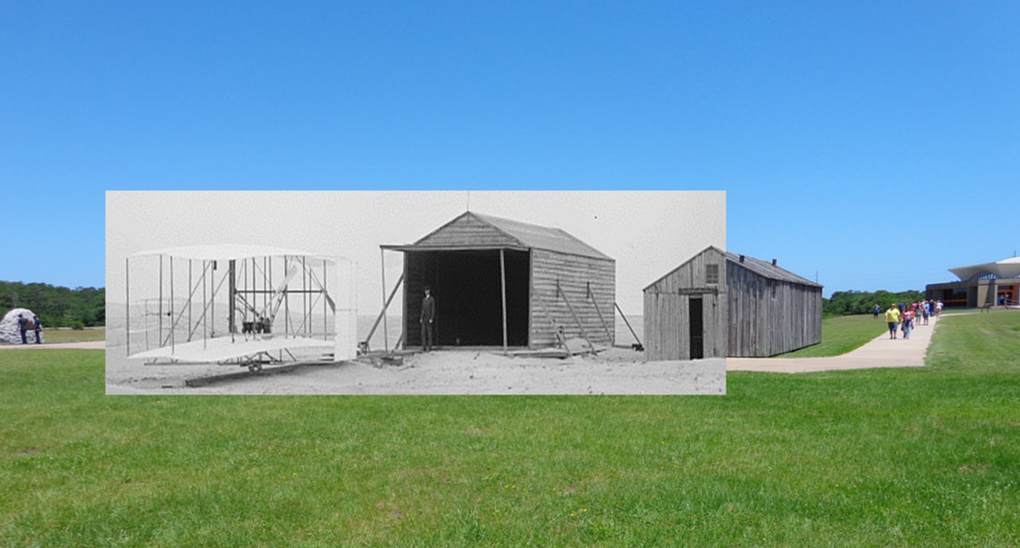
644, 247, 823, 360
382, 212, 615, 350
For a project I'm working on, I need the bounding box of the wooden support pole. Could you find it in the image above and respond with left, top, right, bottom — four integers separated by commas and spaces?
500, 249, 508, 354
587, 282, 613, 345
615, 302, 643, 349
125, 257, 130, 356
381, 248, 389, 352
364, 273, 404, 350
209, 259, 213, 336
323, 260, 328, 341
229, 260, 236, 335
203, 260, 208, 349
283, 256, 289, 338
188, 259, 193, 342
558, 281, 596, 355
159, 254, 163, 349
211, 261, 216, 339
170, 255, 175, 353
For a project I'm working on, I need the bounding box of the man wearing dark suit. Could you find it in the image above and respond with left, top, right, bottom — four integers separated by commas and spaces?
17, 314, 28, 344
420, 286, 436, 352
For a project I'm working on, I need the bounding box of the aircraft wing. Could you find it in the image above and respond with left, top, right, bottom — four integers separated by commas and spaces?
128, 336, 334, 363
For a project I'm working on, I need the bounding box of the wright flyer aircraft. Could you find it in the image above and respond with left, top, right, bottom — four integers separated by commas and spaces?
124, 244, 356, 371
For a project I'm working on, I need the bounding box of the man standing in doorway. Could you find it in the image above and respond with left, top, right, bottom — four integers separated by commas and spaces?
420, 286, 436, 352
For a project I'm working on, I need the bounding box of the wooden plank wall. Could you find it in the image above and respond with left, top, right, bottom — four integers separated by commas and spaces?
642, 247, 727, 360
529, 249, 615, 348
727, 262, 822, 357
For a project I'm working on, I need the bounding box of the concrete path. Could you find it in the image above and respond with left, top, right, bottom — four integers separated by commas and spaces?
727, 315, 939, 374
0, 340, 106, 350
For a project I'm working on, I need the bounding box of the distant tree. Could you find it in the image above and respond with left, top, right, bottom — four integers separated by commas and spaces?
824, 289, 925, 316
0, 280, 105, 327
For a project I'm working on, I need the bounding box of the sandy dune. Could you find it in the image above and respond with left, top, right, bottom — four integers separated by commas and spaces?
104, 344, 725, 396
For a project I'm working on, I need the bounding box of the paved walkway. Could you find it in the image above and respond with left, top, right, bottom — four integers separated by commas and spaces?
727, 315, 939, 374
0, 340, 106, 350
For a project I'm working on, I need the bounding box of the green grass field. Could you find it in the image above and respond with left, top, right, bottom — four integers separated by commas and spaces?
42, 328, 107, 344
2, 312, 1019, 546
0, 328, 106, 345
778, 314, 889, 358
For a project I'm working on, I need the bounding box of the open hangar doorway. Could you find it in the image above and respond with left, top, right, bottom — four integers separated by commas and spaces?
403, 249, 530, 348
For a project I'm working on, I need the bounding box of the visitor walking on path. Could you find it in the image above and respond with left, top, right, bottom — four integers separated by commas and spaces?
885, 304, 901, 339
902, 307, 915, 339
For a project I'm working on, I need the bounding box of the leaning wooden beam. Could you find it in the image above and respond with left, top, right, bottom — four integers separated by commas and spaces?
364, 273, 405, 351
534, 292, 571, 355
587, 282, 613, 345
615, 302, 643, 349
558, 281, 596, 356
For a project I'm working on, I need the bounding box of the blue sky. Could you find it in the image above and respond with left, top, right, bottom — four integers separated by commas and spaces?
3, 1, 1018, 297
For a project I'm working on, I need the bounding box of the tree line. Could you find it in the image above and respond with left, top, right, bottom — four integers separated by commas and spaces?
1, 280, 105, 329
823, 289, 926, 317
0, 279, 927, 324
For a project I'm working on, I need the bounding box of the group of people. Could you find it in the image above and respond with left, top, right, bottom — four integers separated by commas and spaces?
17, 313, 43, 344
878, 300, 942, 340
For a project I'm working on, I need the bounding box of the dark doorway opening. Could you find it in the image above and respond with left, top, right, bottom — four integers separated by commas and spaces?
689, 297, 704, 360
404, 249, 530, 347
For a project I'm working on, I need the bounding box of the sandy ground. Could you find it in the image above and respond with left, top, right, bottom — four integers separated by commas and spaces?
727, 314, 940, 373
103, 342, 725, 395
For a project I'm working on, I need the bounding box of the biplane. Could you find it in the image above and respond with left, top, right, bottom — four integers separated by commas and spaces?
124, 244, 356, 371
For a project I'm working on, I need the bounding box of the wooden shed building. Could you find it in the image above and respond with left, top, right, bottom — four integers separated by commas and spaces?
727, 251, 823, 357
643, 246, 728, 361
381, 212, 615, 350
643, 247, 823, 360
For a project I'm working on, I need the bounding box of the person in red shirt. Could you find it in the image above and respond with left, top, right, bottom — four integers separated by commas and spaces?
902, 307, 915, 340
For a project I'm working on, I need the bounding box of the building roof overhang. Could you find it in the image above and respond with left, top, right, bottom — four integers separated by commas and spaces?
948, 257, 1020, 281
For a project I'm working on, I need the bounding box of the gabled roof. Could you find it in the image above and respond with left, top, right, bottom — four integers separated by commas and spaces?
727, 251, 822, 288
949, 257, 1020, 281
385, 211, 612, 260
643, 245, 726, 291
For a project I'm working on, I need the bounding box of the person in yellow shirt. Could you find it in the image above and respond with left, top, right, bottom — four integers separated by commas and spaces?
885, 304, 902, 339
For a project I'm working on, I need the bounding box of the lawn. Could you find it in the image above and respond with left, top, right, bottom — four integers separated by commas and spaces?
0, 327, 106, 345
1, 312, 1018, 546
778, 314, 889, 358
